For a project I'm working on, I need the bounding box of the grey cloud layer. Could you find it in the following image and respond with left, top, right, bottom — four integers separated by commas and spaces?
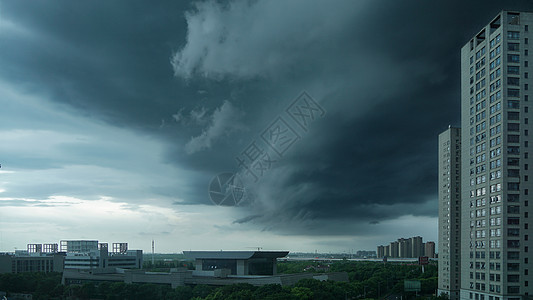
3, 0, 533, 240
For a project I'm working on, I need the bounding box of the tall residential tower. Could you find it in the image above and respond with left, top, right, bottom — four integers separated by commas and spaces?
460, 10, 532, 300
439, 127, 462, 299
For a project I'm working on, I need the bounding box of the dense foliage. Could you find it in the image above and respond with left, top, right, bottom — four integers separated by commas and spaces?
0, 261, 442, 300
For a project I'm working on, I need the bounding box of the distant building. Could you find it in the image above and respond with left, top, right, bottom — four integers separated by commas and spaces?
63, 250, 348, 288
354, 250, 377, 258
389, 241, 399, 258
398, 238, 412, 258
425, 241, 436, 258
410, 236, 424, 258
63, 241, 142, 270
0, 240, 142, 273
0, 252, 65, 274
377, 246, 385, 258
183, 251, 288, 276
377, 236, 431, 258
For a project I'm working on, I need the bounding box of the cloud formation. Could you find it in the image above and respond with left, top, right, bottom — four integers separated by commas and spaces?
171, 0, 365, 80
3, 0, 533, 252
184, 100, 246, 154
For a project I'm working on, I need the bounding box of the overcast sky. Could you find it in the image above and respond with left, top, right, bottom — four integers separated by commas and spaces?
2, 0, 533, 254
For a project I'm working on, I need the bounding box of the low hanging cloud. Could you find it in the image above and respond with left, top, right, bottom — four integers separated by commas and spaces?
184, 100, 245, 154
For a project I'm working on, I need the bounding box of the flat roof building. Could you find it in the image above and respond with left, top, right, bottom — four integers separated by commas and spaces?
0, 240, 142, 273
183, 251, 289, 276
0, 252, 65, 274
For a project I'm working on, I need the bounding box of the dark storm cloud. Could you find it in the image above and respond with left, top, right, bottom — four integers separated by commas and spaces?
3, 0, 533, 238
170, 0, 533, 235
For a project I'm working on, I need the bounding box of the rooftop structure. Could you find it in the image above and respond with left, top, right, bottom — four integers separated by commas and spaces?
184, 251, 289, 276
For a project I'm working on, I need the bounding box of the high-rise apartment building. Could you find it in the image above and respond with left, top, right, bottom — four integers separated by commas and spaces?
426, 241, 436, 259
439, 127, 462, 299
456, 10, 533, 300
411, 236, 425, 258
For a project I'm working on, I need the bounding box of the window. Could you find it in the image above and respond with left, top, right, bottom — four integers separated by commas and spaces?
508, 205, 520, 214
508, 31, 520, 40
508, 77, 520, 86
477, 68, 487, 80
476, 110, 486, 122
508, 65, 520, 74
509, 169, 520, 177
490, 35, 501, 48
508, 135, 520, 143
490, 68, 501, 81
508, 89, 520, 98
490, 90, 502, 103
490, 80, 501, 92
490, 102, 501, 113
508, 43, 520, 51
508, 217, 520, 225
490, 147, 501, 158
490, 124, 500, 136
490, 136, 501, 147
508, 157, 520, 166
490, 113, 501, 125
508, 54, 520, 63
508, 263, 520, 271
476, 101, 486, 112
508, 146, 520, 154
490, 57, 501, 70
508, 194, 519, 202
508, 100, 520, 109
490, 159, 501, 169
476, 47, 486, 59
508, 182, 520, 191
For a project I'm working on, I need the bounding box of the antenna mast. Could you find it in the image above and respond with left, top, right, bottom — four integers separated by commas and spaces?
151, 240, 155, 265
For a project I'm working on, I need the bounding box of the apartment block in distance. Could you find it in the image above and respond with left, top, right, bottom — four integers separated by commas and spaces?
438, 126, 462, 300
460, 11, 532, 300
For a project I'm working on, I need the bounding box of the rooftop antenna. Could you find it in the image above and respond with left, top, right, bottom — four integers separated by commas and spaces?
151, 239, 155, 265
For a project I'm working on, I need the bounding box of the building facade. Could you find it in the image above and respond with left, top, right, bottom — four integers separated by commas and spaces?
0, 252, 65, 274
438, 127, 462, 299
459, 10, 532, 300
425, 241, 436, 259
183, 251, 288, 276
63, 242, 142, 270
